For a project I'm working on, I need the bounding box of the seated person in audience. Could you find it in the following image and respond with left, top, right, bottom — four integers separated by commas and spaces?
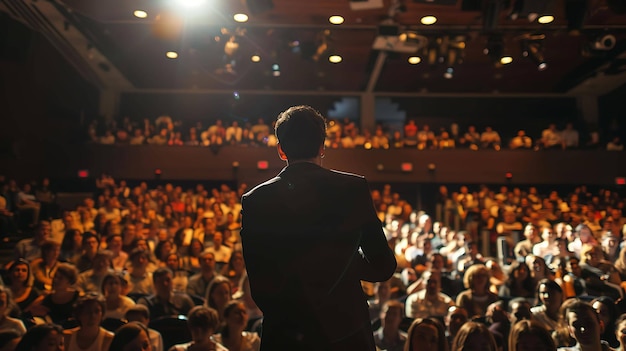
74, 231, 101, 273
531, 279, 563, 332
508, 319, 556, 351
169, 306, 227, 351
561, 123, 579, 149
417, 124, 437, 150
76, 250, 114, 293
463, 125, 481, 150
496, 210, 523, 249
212, 301, 260, 351
126, 249, 155, 295
537, 123, 562, 150
373, 300, 406, 351
106, 234, 128, 271
31, 240, 61, 292
403, 120, 418, 148
486, 300, 510, 349
499, 261, 534, 299
405, 270, 455, 319
63, 293, 114, 351
451, 321, 497, 351
557, 300, 606, 351
15, 184, 41, 227
579, 244, 622, 300
438, 131, 456, 149
406, 317, 448, 351
368, 279, 393, 322
187, 250, 224, 298
508, 297, 532, 326
455, 241, 485, 275
125, 305, 163, 351
455, 264, 498, 319
607, 136, 624, 151
138, 268, 194, 320
590, 296, 619, 348
14, 324, 64, 351
532, 224, 559, 258
480, 126, 501, 150
0, 287, 26, 335
14, 221, 51, 262
205, 277, 232, 323
514, 224, 541, 260
102, 272, 135, 320
60, 229, 83, 263
509, 130, 533, 149
5, 259, 40, 316
30, 263, 81, 325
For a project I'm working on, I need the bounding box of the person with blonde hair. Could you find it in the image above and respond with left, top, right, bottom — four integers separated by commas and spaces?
456, 264, 499, 318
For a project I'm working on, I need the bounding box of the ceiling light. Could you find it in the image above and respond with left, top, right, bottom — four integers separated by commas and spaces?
500, 56, 513, 64
133, 10, 148, 18
233, 13, 249, 23
408, 56, 421, 64
166, 51, 178, 59
328, 55, 342, 63
421, 16, 437, 25
538, 62, 548, 71
444, 67, 454, 79
329, 16, 344, 25
538, 15, 554, 24
251, 55, 261, 62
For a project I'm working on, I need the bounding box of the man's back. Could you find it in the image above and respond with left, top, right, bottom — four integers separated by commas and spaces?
241, 162, 396, 350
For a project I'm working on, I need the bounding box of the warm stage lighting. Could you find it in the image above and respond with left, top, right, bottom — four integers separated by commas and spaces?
177, 0, 206, 8
166, 51, 178, 59
408, 56, 421, 64
233, 13, 249, 23
133, 10, 148, 19
328, 55, 342, 63
538, 15, 554, 24
329, 16, 344, 25
421, 16, 437, 25
500, 56, 513, 64
251, 55, 261, 62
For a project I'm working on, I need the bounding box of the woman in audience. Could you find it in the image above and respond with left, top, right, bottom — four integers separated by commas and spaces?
591, 296, 619, 348
499, 260, 534, 299
530, 279, 563, 332
455, 264, 499, 318
30, 263, 80, 325
508, 320, 556, 351
222, 251, 246, 295
404, 317, 448, 351
580, 244, 623, 300
101, 272, 135, 320
213, 301, 260, 351
165, 253, 189, 292
154, 240, 174, 267
0, 287, 26, 336
450, 321, 497, 351
64, 293, 114, 351
181, 239, 204, 274
169, 306, 227, 351
31, 240, 61, 292
205, 277, 232, 323
14, 324, 64, 351
5, 259, 39, 315
109, 322, 153, 351
60, 229, 83, 263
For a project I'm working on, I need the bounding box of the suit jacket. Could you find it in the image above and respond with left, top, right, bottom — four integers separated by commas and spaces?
241, 162, 397, 350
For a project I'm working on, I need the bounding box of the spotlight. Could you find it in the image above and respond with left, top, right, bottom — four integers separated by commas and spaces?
444, 67, 454, 79
522, 40, 547, 70
592, 34, 616, 50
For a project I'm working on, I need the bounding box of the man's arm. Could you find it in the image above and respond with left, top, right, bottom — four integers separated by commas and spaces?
353, 179, 397, 282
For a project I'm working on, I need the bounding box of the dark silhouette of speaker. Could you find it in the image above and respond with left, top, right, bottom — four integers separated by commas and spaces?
246, 0, 274, 15
0, 14, 32, 61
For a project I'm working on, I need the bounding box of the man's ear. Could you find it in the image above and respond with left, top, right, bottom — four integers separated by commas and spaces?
277, 143, 288, 161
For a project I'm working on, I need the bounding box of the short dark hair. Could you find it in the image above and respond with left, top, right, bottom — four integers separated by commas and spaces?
55, 263, 78, 285
187, 306, 220, 331
152, 267, 172, 283
275, 105, 326, 160
73, 293, 106, 323
15, 324, 63, 351
125, 304, 150, 321
109, 322, 150, 351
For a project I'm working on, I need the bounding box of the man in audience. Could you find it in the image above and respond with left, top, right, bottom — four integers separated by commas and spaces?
561, 123, 580, 149
373, 300, 407, 351
538, 123, 562, 150
125, 305, 164, 351
74, 231, 101, 272
186, 250, 223, 298
405, 270, 454, 319
76, 250, 114, 293
127, 248, 155, 295
558, 300, 608, 351
138, 267, 195, 320
14, 220, 51, 262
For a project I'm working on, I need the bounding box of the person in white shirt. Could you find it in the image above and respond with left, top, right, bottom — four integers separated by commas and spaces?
539, 123, 562, 149
533, 224, 559, 257
561, 123, 579, 149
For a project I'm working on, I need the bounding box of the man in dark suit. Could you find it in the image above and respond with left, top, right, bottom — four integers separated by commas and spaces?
241, 105, 397, 351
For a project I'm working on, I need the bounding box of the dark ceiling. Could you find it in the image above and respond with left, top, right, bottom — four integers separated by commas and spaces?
11, 0, 626, 94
